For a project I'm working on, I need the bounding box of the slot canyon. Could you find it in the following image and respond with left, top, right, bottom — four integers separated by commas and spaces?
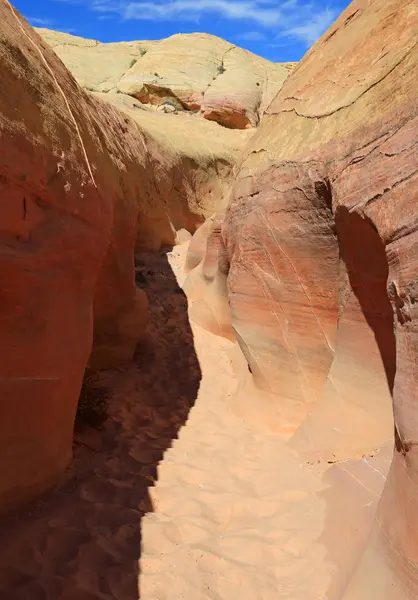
0, 0, 417, 598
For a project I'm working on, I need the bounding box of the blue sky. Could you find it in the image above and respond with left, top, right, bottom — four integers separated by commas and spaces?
15, 0, 352, 62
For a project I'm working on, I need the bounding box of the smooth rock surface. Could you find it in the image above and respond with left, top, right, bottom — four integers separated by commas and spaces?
217, 0, 418, 596
185, 0, 417, 596
38, 29, 295, 129
0, 2, 152, 512
36, 27, 159, 93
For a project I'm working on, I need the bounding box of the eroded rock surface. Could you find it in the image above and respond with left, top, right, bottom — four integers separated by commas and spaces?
96, 92, 252, 229
187, 0, 418, 596
0, 1, 154, 512
37, 28, 295, 129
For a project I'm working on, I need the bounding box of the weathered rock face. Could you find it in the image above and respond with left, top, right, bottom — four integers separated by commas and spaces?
0, 1, 152, 512
0, 2, 251, 514
35, 28, 159, 93
37, 29, 294, 130
97, 92, 252, 231
183, 216, 234, 340
37, 30, 257, 231
201, 0, 416, 596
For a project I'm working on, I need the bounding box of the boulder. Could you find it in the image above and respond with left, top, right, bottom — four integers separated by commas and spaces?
184, 217, 234, 340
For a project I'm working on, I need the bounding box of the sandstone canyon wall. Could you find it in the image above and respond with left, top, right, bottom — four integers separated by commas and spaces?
0, 0, 149, 513
186, 0, 417, 596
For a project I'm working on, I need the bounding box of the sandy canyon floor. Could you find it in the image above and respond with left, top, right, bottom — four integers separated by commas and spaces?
0, 243, 393, 600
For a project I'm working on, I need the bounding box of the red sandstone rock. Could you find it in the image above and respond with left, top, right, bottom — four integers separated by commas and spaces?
0, 0, 256, 513
0, 1, 152, 512
218, 0, 418, 596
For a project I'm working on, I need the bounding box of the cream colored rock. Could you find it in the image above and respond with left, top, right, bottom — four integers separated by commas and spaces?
117, 33, 229, 109
36, 29, 255, 224
35, 27, 157, 93
38, 29, 294, 129
184, 217, 234, 340
93, 91, 253, 223
201, 45, 290, 129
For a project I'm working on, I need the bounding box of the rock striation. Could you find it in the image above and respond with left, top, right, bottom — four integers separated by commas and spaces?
0, 0, 150, 512
186, 0, 417, 596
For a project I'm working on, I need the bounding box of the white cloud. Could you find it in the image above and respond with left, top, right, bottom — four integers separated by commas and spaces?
92, 0, 338, 45
93, 0, 283, 27
26, 16, 54, 26
238, 31, 268, 42
53, 0, 341, 49
281, 8, 337, 45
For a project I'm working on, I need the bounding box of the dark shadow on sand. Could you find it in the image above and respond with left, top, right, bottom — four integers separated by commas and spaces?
0, 249, 201, 600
